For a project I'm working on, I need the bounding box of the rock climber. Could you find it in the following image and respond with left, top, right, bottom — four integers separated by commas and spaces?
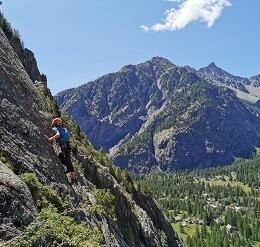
45, 117, 77, 184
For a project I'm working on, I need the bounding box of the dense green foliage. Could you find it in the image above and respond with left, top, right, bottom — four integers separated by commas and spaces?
137, 157, 260, 246
8, 204, 102, 247
92, 188, 116, 217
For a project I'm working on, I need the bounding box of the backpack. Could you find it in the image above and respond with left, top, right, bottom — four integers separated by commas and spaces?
57, 126, 70, 145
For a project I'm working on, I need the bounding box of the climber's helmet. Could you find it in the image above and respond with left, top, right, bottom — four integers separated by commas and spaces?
52, 117, 63, 127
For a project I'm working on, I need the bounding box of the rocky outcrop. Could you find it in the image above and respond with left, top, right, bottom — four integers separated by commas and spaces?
250, 74, 260, 87
9, 38, 45, 83
23, 48, 46, 82
0, 24, 179, 246
0, 162, 36, 240
56, 58, 260, 173
78, 155, 178, 246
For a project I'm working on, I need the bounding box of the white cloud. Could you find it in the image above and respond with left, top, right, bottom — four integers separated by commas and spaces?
141, 0, 232, 32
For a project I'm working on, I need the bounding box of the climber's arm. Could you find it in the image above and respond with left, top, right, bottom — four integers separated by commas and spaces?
45, 127, 60, 143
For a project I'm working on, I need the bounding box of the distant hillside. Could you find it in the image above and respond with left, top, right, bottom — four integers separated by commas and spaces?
137, 156, 260, 246
56, 57, 260, 172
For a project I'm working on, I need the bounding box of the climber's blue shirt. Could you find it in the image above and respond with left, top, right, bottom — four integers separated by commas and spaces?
52, 126, 70, 145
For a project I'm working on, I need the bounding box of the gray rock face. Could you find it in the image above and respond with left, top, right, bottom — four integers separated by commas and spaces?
56, 58, 260, 173
23, 48, 45, 82
78, 156, 179, 246
250, 74, 260, 87
114, 84, 260, 172
0, 162, 36, 240
0, 27, 65, 182
0, 27, 179, 246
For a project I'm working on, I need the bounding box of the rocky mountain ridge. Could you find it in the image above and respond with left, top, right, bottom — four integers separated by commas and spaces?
197, 62, 250, 92
56, 57, 260, 173
196, 62, 260, 104
0, 19, 179, 246
250, 74, 260, 87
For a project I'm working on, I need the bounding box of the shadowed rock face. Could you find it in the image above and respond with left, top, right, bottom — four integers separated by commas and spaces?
5, 26, 45, 83
0, 28, 179, 246
56, 58, 260, 173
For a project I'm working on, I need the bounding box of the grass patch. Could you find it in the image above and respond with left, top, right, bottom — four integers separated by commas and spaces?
198, 177, 252, 194
207, 179, 251, 194
172, 223, 199, 243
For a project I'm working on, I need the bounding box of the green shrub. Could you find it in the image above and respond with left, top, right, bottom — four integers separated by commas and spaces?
121, 170, 135, 194
139, 183, 153, 198
9, 204, 102, 247
19, 173, 63, 210
115, 167, 123, 183
92, 189, 116, 217
93, 149, 110, 167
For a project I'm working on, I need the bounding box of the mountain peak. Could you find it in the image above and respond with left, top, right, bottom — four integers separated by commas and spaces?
198, 62, 251, 91
119, 64, 136, 72
150, 56, 171, 63
250, 74, 260, 87
119, 57, 174, 74
198, 62, 221, 73
207, 62, 218, 69
147, 56, 174, 67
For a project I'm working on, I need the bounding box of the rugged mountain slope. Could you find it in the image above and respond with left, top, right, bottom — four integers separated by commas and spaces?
56, 58, 260, 172
197, 62, 250, 92
56, 57, 173, 151
198, 63, 260, 104
250, 74, 260, 87
114, 81, 260, 172
0, 24, 179, 246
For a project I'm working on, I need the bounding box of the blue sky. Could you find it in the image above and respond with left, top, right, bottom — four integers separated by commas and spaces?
2, 0, 260, 94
